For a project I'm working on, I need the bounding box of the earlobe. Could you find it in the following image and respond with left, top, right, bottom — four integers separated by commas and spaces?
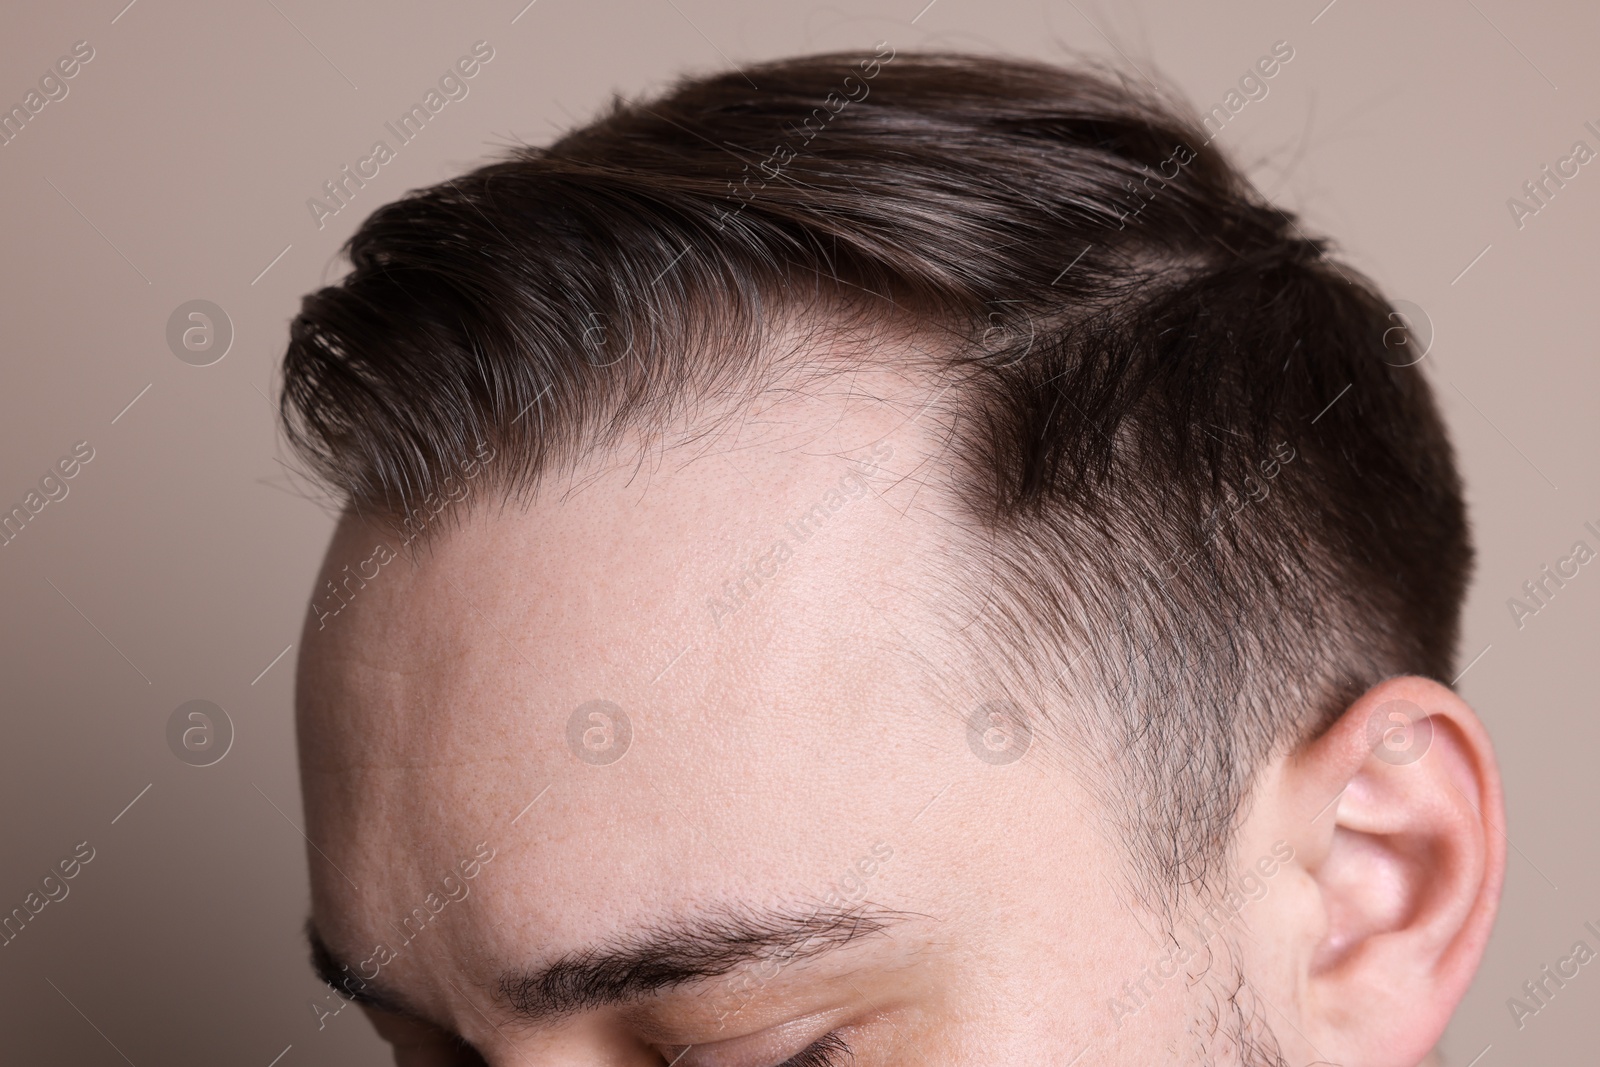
1273, 676, 1506, 1067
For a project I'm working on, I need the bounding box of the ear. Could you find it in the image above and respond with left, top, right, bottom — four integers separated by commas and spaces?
1269, 675, 1506, 1067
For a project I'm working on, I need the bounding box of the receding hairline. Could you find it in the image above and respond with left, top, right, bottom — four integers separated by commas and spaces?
280, 47, 1472, 902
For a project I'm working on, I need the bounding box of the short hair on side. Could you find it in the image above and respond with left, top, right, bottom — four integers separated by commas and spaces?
279, 49, 1471, 903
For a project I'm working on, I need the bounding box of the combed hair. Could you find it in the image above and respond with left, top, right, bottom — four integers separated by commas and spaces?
280, 49, 1471, 900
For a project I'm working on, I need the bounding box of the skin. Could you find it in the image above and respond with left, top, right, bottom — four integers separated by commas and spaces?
297, 366, 1505, 1066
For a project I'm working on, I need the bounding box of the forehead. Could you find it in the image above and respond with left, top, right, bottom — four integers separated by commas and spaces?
291, 367, 1145, 1050
295, 373, 1026, 968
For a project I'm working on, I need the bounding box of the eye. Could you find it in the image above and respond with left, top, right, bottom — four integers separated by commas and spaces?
776, 1032, 852, 1067
661, 1029, 854, 1067
358, 1004, 487, 1066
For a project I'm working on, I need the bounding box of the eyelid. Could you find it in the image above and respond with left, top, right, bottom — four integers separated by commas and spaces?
659, 1008, 850, 1067
358, 1003, 470, 1053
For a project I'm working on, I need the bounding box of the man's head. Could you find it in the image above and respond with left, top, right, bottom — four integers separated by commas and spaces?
283, 49, 1504, 1066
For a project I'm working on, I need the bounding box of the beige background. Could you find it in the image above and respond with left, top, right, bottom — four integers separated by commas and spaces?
0, 0, 1594, 1063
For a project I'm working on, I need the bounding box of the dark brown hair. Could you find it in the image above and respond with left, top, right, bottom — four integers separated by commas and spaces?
280, 48, 1471, 898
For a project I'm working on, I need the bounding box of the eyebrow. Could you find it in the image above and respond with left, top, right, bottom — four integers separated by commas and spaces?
307, 920, 424, 1020
501, 902, 906, 1021
307, 903, 907, 1026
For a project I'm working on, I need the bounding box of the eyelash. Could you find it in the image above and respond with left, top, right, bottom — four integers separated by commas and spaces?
779, 1032, 852, 1067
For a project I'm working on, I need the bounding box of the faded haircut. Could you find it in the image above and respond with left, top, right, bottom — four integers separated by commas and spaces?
279, 49, 1471, 901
